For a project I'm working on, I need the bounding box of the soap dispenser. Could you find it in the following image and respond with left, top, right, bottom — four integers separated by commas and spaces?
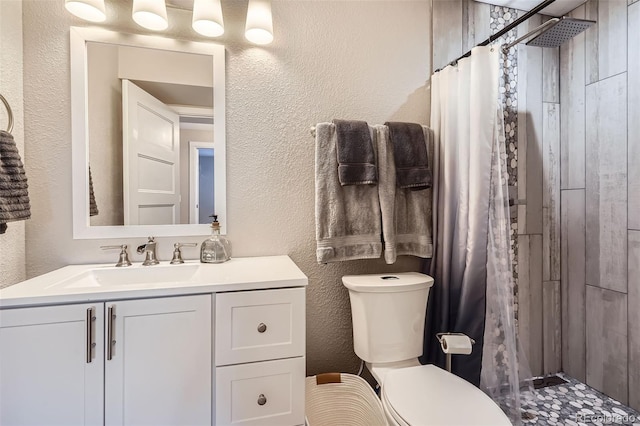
200, 215, 231, 263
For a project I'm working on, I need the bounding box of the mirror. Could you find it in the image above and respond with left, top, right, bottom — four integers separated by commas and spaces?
70, 27, 226, 239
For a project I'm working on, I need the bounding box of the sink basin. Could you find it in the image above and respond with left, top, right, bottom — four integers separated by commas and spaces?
51, 264, 201, 289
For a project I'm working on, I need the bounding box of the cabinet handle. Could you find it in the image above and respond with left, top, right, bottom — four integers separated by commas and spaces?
107, 305, 116, 361
257, 323, 267, 333
86, 307, 96, 363
257, 394, 267, 406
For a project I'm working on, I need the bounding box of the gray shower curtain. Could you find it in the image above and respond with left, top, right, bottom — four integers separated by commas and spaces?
421, 46, 527, 424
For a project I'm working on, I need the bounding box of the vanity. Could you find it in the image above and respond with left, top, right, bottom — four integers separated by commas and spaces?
0, 255, 307, 426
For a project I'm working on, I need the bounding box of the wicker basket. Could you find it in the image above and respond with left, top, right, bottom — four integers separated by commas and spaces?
305, 373, 388, 426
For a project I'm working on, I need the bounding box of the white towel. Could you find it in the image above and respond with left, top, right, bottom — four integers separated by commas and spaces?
315, 122, 382, 263
378, 125, 433, 264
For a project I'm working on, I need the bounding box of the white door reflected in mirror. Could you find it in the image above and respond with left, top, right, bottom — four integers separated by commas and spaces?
123, 80, 181, 226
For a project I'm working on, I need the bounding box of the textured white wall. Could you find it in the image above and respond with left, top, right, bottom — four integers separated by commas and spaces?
22, 0, 431, 374
0, 0, 26, 288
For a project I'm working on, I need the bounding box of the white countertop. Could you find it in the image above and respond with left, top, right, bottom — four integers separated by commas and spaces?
0, 255, 308, 308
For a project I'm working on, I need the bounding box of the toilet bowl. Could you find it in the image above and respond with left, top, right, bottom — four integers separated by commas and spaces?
343, 273, 511, 426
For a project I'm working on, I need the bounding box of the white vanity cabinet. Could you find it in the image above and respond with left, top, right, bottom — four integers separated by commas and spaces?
215, 288, 306, 426
0, 256, 308, 426
0, 294, 212, 426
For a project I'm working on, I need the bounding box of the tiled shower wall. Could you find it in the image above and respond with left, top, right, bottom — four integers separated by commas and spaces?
433, 0, 640, 410
560, 0, 640, 409
432, 0, 562, 379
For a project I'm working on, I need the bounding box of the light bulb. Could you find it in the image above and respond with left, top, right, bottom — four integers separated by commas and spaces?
65, 0, 106, 22
132, 0, 168, 31
245, 0, 273, 45
192, 0, 225, 37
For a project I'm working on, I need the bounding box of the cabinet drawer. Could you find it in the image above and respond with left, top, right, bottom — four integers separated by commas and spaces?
215, 357, 305, 426
215, 287, 305, 365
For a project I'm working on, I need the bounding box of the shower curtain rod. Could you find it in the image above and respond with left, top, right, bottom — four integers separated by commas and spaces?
434, 0, 556, 73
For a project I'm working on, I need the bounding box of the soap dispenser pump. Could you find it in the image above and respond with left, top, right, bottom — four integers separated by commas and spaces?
200, 214, 231, 263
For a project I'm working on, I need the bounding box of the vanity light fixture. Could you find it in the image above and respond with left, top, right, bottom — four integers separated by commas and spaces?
65, 0, 106, 22
245, 0, 274, 45
65, 0, 274, 44
132, 0, 169, 31
192, 0, 225, 37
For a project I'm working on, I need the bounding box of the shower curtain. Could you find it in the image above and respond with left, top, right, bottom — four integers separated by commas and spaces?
421, 46, 529, 423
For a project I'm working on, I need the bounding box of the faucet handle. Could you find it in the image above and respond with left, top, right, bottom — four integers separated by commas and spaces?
100, 244, 132, 267
170, 243, 198, 264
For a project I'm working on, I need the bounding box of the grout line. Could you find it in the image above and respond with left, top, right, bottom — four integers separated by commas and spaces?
626, 0, 630, 405
585, 283, 629, 296
585, 70, 628, 86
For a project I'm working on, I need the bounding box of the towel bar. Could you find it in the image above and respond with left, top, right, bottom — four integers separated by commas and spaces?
0, 93, 13, 134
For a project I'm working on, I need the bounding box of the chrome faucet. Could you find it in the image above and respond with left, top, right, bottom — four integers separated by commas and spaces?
137, 237, 159, 266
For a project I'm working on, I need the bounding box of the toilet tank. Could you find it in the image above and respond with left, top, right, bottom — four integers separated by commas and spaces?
343, 273, 434, 364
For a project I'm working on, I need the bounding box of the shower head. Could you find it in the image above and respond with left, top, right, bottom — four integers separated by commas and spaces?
525, 17, 595, 48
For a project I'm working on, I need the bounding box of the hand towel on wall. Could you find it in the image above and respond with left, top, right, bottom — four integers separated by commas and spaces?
89, 166, 99, 217
332, 119, 378, 185
378, 125, 433, 264
315, 122, 382, 263
0, 130, 30, 234
385, 121, 432, 190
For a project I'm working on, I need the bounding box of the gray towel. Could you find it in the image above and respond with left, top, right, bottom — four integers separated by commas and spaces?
315, 122, 382, 263
384, 122, 432, 190
378, 125, 433, 264
332, 119, 378, 186
89, 166, 99, 217
0, 130, 30, 234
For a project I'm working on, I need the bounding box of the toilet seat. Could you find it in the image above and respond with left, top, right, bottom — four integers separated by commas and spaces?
381, 364, 511, 426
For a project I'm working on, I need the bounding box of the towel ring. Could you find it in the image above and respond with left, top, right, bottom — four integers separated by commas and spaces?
0, 93, 14, 134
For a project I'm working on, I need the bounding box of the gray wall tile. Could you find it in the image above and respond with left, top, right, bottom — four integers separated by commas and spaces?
585, 0, 599, 84
521, 21, 544, 236
543, 280, 562, 374
543, 103, 561, 282
543, 48, 559, 104
561, 189, 586, 381
598, 0, 627, 80
518, 234, 544, 376
585, 74, 628, 292
629, 2, 640, 230
462, 0, 490, 52
586, 285, 628, 404
560, 5, 586, 190
629, 231, 640, 411
433, 0, 463, 71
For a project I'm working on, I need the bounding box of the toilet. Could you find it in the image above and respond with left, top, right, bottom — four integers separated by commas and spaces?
343, 272, 511, 426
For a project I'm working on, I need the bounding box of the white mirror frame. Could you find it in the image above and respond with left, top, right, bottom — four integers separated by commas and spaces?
70, 27, 226, 239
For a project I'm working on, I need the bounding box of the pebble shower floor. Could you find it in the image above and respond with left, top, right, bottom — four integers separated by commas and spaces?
520, 373, 640, 425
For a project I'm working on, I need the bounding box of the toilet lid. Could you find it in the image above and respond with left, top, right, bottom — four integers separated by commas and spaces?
382, 365, 511, 426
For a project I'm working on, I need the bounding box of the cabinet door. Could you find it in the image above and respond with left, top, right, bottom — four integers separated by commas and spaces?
104, 295, 212, 426
0, 303, 104, 426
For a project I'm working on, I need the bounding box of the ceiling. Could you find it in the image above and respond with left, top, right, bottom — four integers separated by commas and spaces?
170, 0, 586, 19
472, 0, 587, 17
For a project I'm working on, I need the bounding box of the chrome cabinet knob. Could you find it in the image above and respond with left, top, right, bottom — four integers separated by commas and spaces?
257, 323, 267, 333
257, 394, 267, 406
